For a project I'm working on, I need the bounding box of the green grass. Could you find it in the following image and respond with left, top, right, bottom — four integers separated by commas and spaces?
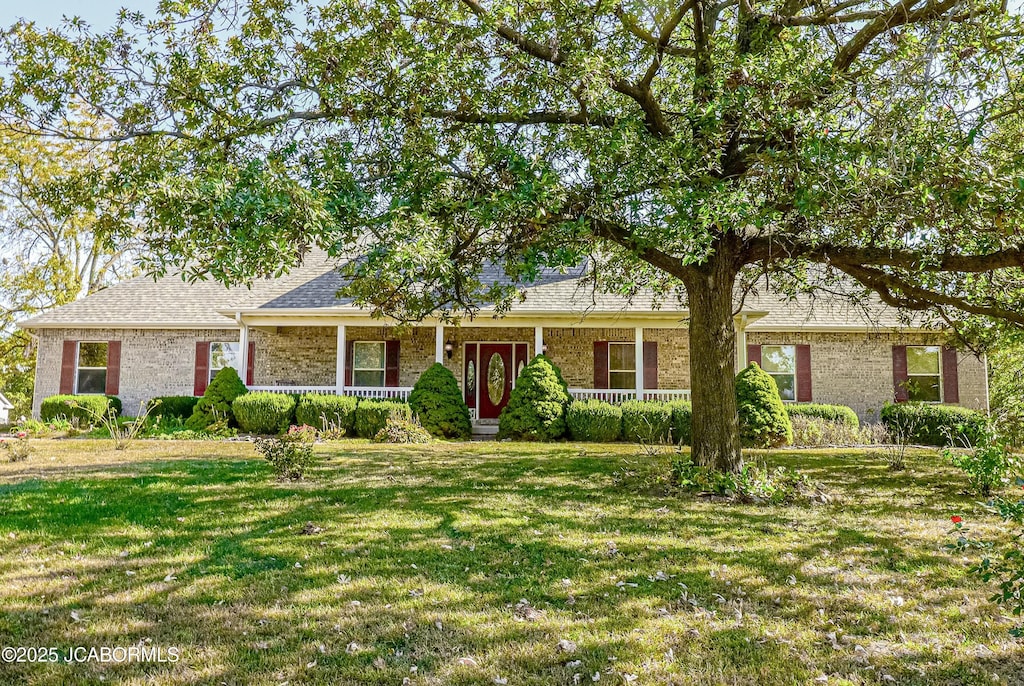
0, 440, 1018, 685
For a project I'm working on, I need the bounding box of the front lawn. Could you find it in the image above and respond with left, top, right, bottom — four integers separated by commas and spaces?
0, 440, 1019, 685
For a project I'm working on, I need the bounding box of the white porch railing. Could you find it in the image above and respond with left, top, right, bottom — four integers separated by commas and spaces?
248, 386, 414, 401
568, 388, 691, 403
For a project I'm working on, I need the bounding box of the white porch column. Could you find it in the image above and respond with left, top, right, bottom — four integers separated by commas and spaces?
534, 326, 544, 357
238, 321, 249, 381
336, 324, 346, 393
735, 315, 748, 373
435, 324, 445, 364
635, 326, 644, 399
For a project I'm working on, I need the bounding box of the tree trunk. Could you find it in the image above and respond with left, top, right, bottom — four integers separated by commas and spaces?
684, 249, 743, 472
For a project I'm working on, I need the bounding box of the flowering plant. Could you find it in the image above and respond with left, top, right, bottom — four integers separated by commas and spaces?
1, 431, 31, 462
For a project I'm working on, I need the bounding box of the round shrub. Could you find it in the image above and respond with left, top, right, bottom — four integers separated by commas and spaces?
881, 402, 986, 447
497, 355, 571, 441
620, 400, 673, 444
185, 367, 248, 431
41, 395, 121, 424
566, 400, 622, 442
409, 363, 472, 439
295, 394, 358, 435
668, 401, 693, 445
786, 403, 859, 428
354, 400, 412, 438
736, 362, 793, 448
147, 396, 200, 420
233, 392, 296, 434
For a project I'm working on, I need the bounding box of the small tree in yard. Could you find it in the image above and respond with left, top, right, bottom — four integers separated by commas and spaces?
6, 0, 1024, 471
186, 367, 248, 431
736, 363, 792, 448
498, 356, 570, 441
409, 363, 472, 439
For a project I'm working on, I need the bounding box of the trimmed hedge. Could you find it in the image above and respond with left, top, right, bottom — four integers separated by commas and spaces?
497, 356, 571, 441
354, 400, 412, 439
41, 395, 121, 423
566, 400, 622, 442
295, 394, 358, 434
233, 392, 297, 434
736, 363, 793, 448
881, 402, 987, 447
409, 363, 472, 439
621, 400, 673, 444
147, 396, 199, 420
668, 401, 693, 445
185, 367, 248, 431
786, 403, 859, 428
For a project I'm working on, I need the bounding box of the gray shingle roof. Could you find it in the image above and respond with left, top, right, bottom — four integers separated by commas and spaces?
18, 249, 927, 330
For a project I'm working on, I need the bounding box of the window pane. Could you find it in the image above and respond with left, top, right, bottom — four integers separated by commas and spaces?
609, 343, 635, 371
908, 376, 941, 402
609, 371, 635, 390
79, 342, 108, 368
771, 373, 796, 401
353, 370, 385, 387
907, 346, 940, 375
354, 342, 384, 370
487, 353, 506, 405
762, 345, 795, 374
211, 342, 240, 371
466, 360, 476, 392
77, 368, 107, 394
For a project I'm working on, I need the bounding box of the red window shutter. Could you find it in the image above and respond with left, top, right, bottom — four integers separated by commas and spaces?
105, 341, 122, 396
892, 345, 909, 402
59, 340, 78, 394
593, 341, 609, 389
942, 346, 959, 404
385, 340, 401, 387
345, 341, 354, 386
246, 341, 256, 386
643, 341, 658, 390
194, 341, 211, 396
795, 344, 812, 402
746, 344, 762, 368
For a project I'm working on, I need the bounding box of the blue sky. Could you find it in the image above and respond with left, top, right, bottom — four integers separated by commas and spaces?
0, 0, 158, 28
3, 0, 1020, 28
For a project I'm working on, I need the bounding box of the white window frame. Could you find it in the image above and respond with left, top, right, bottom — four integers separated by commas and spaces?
761, 344, 797, 402
906, 345, 942, 403
608, 342, 636, 390
75, 341, 108, 395
352, 341, 386, 387
209, 342, 242, 384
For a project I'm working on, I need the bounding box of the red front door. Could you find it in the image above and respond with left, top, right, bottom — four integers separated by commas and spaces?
477, 343, 514, 419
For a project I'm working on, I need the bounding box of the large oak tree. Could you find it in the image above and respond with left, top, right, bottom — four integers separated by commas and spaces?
2, 0, 1023, 469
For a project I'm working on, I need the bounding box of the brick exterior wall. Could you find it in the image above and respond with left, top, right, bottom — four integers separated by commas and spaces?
746, 331, 989, 421
31, 325, 988, 422
32, 327, 240, 417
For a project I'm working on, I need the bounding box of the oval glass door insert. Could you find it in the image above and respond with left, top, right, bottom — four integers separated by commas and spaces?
487, 353, 506, 405
466, 359, 476, 392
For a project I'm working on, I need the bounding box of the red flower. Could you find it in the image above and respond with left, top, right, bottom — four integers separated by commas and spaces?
951, 515, 963, 524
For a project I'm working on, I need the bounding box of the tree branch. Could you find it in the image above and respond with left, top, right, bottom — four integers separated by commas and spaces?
833, 0, 962, 74
459, 0, 566, 66
836, 262, 1024, 325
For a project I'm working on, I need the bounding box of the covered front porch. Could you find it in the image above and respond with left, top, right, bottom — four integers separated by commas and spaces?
235, 313, 702, 421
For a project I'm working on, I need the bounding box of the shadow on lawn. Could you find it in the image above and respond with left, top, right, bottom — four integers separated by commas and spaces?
0, 442, 1015, 685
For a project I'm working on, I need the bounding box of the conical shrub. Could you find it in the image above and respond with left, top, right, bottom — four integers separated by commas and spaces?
409, 363, 472, 439
735, 362, 792, 448
497, 355, 570, 441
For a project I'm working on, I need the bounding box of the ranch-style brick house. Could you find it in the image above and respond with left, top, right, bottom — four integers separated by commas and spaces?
18, 251, 989, 426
